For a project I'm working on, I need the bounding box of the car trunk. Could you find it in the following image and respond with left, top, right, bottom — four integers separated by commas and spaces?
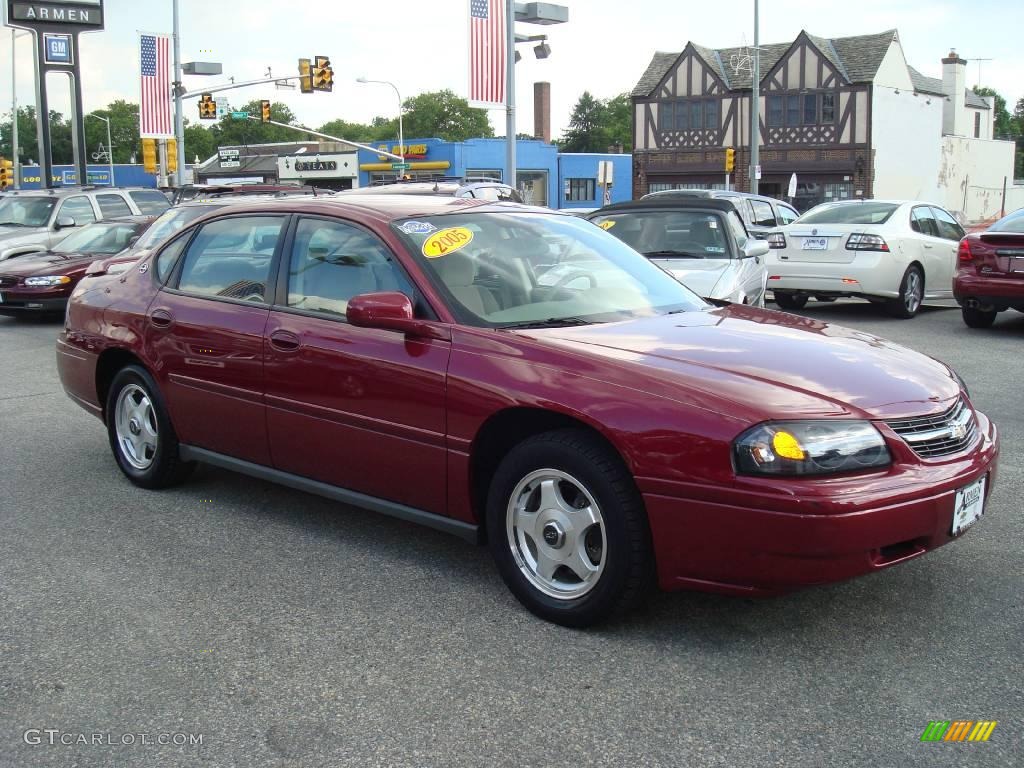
977, 233, 1024, 277
780, 224, 879, 265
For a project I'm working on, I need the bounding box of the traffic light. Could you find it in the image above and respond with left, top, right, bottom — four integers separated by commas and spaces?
198, 93, 216, 120
260, 100, 272, 123
0, 157, 12, 189
312, 55, 333, 92
142, 139, 157, 174
166, 139, 177, 173
725, 147, 736, 173
298, 58, 313, 94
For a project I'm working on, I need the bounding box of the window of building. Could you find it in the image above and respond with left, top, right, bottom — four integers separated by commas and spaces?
767, 96, 784, 127
974, 111, 981, 138
768, 93, 837, 127
286, 218, 414, 317
517, 170, 548, 207
658, 99, 721, 132
175, 216, 284, 302
96, 194, 133, 218
786, 95, 801, 126
565, 178, 596, 202
704, 100, 719, 130
466, 169, 503, 181
822, 93, 836, 123
803, 94, 817, 125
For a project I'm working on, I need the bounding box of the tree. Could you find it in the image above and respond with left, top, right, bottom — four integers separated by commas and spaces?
84, 100, 140, 164
603, 93, 633, 152
317, 118, 396, 144
972, 86, 1013, 138
0, 106, 41, 163
210, 100, 307, 147
400, 90, 493, 141
183, 121, 216, 163
559, 91, 608, 152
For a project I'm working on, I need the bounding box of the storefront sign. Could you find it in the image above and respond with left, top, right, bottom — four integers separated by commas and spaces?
278, 153, 357, 180
376, 143, 428, 160
43, 33, 73, 64
295, 160, 337, 172
9, 0, 104, 27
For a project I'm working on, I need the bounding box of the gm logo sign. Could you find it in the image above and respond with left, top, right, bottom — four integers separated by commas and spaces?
44, 34, 74, 66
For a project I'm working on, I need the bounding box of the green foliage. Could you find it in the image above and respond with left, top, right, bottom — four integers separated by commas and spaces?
183, 121, 216, 163
973, 86, 1013, 138
83, 100, 140, 164
317, 118, 396, 144
209, 100, 306, 146
400, 90, 493, 141
559, 91, 632, 153
0, 106, 41, 162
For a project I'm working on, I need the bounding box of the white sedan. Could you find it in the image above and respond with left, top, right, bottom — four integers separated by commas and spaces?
764, 200, 965, 318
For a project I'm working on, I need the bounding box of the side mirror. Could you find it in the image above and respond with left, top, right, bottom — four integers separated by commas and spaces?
346, 292, 417, 333
128, 235, 141, 246
54, 216, 76, 230
743, 239, 770, 258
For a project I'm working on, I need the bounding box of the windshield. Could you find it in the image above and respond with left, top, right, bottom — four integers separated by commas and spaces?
134, 204, 224, 249
589, 210, 734, 259
392, 212, 705, 328
797, 201, 898, 225
989, 209, 1024, 233
53, 222, 143, 254
0, 197, 56, 227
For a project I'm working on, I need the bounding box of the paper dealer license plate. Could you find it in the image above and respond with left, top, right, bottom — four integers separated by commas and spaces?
801, 237, 828, 250
951, 475, 986, 536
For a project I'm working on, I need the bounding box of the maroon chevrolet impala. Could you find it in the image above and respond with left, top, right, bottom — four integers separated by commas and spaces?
56, 195, 999, 626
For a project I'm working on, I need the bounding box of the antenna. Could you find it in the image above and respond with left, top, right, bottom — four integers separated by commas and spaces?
961, 56, 994, 88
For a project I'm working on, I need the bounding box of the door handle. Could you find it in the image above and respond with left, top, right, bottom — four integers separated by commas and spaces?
269, 330, 301, 352
149, 309, 173, 329
923, 243, 934, 249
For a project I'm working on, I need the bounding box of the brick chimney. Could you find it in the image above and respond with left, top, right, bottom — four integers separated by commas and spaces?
941, 49, 968, 136
534, 82, 551, 143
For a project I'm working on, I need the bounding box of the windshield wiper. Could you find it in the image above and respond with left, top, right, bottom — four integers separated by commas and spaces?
0, 222, 27, 227
643, 249, 705, 258
495, 316, 595, 330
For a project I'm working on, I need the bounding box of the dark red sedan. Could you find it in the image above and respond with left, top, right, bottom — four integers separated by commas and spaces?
0, 216, 152, 317
954, 207, 1024, 327
56, 196, 999, 626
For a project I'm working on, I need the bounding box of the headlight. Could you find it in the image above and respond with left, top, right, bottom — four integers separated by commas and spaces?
733, 421, 891, 476
24, 275, 72, 286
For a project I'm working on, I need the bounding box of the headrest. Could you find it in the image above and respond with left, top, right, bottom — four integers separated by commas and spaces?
433, 250, 476, 287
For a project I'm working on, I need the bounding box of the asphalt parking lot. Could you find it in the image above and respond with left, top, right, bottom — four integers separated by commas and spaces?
1, 301, 1021, 768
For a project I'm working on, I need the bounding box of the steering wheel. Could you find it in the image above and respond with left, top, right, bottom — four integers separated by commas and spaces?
550, 270, 598, 292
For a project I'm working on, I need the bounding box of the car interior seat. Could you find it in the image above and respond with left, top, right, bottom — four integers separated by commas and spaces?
433, 250, 499, 317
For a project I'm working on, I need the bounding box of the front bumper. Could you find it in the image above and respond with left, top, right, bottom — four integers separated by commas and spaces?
0, 293, 68, 315
641, 413, 999, 595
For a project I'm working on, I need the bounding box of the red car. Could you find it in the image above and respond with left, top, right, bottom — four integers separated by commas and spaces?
56, 196, 999, 626
954, 207, 1024, 327
0, 216, 153, 317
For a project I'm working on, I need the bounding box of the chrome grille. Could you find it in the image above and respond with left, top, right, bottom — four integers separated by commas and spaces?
0, 276, 18, 288
885, 398, 977, 458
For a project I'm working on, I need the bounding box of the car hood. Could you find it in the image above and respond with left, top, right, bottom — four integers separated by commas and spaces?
0, 227, 44, 244
650, 258, 731, 299
0, 251, 96, 276
527, 305, 959, 420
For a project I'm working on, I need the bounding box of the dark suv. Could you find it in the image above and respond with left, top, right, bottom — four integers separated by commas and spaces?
642, 189, 799, 239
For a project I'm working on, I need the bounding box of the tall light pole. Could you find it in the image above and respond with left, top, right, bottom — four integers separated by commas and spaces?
172, 0, 185, 184
10, 29, 31, 189
87, 113, 116, 187
356, 77, 404, 174
504, 2, 568, 192
750, 0, 760, 194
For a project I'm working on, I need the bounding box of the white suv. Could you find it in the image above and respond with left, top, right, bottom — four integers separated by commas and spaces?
0, 187, 169, 261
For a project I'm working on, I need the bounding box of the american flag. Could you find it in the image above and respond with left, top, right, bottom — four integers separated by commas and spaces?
139, 34, 173, 138
469, 0, 506, 106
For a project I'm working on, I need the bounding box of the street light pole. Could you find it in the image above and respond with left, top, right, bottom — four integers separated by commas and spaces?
87, 114, 115, 187
11, 29, 18, 189
356, 78, 404, 173
750, 0, 760, 194
172, 0, 185, 185
505, 0, 516, 190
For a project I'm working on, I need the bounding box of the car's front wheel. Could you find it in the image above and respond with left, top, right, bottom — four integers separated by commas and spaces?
486, 429, 653, 627
106, 365, 194, 489
962, 305, 997, 328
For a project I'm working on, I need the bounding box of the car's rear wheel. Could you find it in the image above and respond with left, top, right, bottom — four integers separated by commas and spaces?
962, 305, 997, 328
774, 292, 807, 310
106, 365, 194, 489
486, 429, 652, 627
887, 266, 924, 318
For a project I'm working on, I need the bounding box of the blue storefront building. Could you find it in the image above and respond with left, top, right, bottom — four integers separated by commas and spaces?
13, 164, 158, 190
355, 138, 631, 210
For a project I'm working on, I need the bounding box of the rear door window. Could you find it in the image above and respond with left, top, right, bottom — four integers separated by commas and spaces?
129, 190, 172, 215
174, 216, 285, 303
777, 204, 799, 225
57, 196, 97, 225
911, 206, 940, 238
747, 200, 776, 227
96, 194, 133, 218
930, 207, 966, 241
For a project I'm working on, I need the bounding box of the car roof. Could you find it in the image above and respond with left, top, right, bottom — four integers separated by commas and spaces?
590, 198, 741, 215
86, 215, 154, 226
2, 186, 152, 197
168, 193, 544, 224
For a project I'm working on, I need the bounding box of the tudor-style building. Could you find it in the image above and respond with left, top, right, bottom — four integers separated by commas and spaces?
630, 30, 999, 213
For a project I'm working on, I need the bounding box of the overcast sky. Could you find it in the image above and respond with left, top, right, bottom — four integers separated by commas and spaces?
2, 0, 1021, 146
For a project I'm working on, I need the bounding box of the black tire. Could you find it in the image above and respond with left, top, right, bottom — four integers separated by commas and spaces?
886, 265, 924, 318
962, 306, 997, 328
105, 365, 194, 489
774, 292, 807, 310
485, 428, 653, 628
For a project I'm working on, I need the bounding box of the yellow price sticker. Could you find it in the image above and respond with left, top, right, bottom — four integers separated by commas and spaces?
598, 220, 616, 230
422, 227, 474, 258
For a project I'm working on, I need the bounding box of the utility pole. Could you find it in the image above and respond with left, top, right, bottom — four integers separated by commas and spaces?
10, 29, 19, 189
750, 0, 760, 195
172, 0, 186, 185
505, 0, 516, 191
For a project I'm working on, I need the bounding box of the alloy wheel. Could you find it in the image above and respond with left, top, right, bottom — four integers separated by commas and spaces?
114, 384, 158, 470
